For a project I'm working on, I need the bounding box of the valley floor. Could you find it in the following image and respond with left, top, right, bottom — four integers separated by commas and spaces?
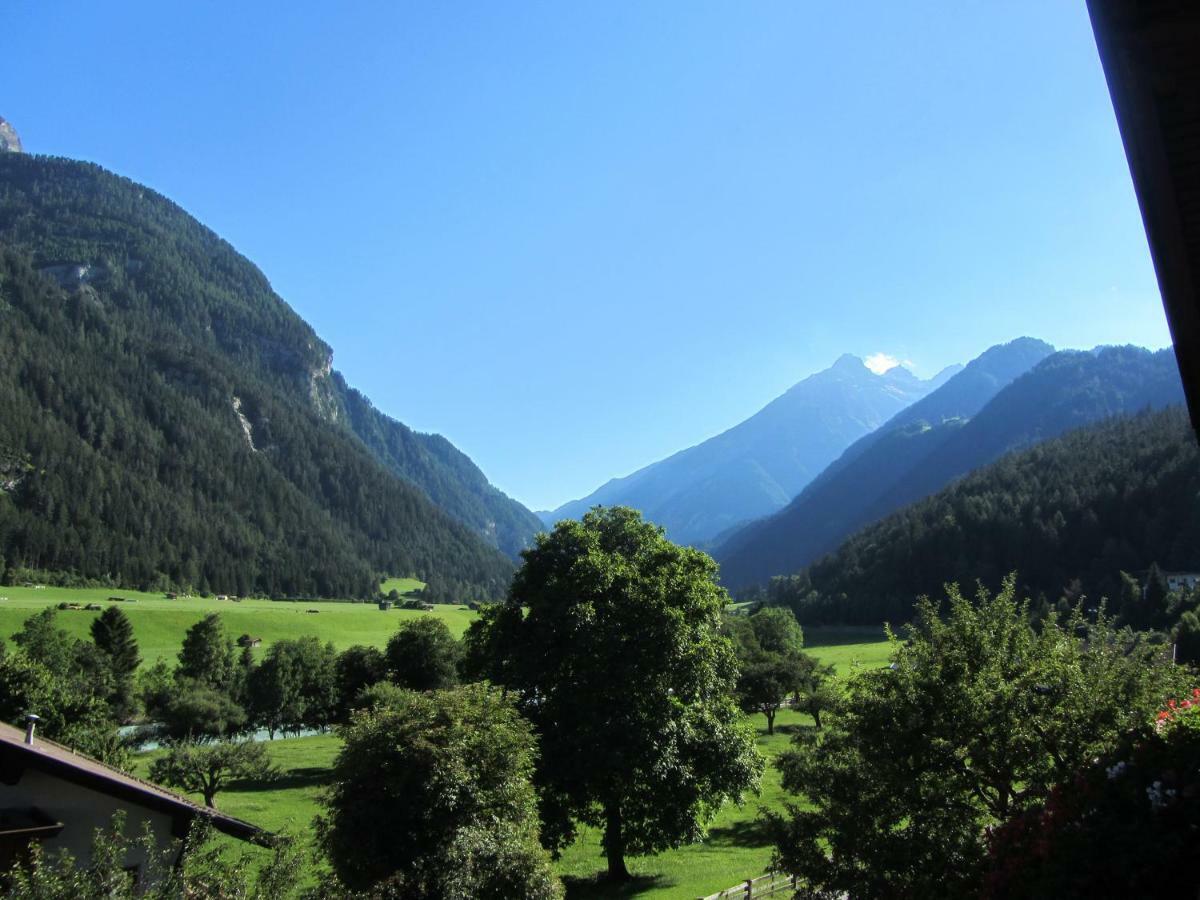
127, 629, 890, 900
0, 583, 478, 667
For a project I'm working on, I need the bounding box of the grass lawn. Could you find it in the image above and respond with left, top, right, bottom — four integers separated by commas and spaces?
378, 576, 425, 598
0, 585, 469, 667
804, 625, 893, 672
125, 631, 894, 899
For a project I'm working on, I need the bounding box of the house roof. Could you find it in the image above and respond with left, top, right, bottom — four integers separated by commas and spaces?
0, 721, 262, 842
1087, 0, 1200, 431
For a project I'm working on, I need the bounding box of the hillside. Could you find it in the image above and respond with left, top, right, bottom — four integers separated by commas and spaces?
543, 355, 955, 545
717, 343, 1183, 588
760, 406, 1200, 625
0, 153, 529, 598
331, 376, 543, 558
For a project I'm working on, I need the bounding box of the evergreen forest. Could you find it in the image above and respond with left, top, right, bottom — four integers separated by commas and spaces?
0, 154, 527, 599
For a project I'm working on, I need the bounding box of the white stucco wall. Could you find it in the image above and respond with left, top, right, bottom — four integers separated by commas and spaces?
1, 768, 182, 873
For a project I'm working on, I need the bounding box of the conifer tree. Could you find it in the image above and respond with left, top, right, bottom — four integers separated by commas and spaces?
91, 606, 140, 680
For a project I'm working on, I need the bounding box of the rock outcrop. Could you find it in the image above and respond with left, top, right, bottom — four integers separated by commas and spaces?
0, 117, 22, 153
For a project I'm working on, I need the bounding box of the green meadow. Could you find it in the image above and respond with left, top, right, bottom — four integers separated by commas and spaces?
127, 629, 892, 900
0, 582, 485, 667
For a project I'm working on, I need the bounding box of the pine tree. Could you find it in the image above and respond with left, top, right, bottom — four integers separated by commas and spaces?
91, 606, 140, 678
90, 605, 141, 720
177, 614, 236, 692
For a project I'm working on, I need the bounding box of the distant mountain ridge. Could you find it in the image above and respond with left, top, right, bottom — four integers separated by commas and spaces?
765, 405, 1199, 626
0, 153, 538, 597
330, 376, 544, 558
544, 355, 955, 545
717, 342, 1184, 588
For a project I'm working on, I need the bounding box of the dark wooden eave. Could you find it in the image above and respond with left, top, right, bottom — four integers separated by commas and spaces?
1087, 0, 1200, 433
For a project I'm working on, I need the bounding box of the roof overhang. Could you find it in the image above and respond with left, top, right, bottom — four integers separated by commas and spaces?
1087, 0, 1200, 432
0, 727, 261, 843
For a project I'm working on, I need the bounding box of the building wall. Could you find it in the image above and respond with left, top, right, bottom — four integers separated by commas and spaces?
1, 768, 182, 875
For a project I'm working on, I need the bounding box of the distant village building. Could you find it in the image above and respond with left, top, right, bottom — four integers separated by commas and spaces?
0, 720, 260, 878
1165, 572, 1200, 593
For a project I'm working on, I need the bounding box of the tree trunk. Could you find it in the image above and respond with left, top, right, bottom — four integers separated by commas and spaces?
203, 788, 217, 809
812, 707, 822, 729
765, 708, 775, 735
603, 801, 630, 881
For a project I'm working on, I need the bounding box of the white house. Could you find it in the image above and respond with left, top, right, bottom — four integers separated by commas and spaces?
0, 719, 261, 878
1165, 572, 1200, 593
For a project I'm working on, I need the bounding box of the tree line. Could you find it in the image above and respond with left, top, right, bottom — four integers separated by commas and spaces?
0, 244, 511, 601
5, 506, 1196, 898
750, 407, 1200, 632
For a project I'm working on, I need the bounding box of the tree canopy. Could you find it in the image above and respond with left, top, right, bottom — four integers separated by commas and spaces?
177, 614, 237, 693
150, 739, 275, 808
385, 617, 461, 692
477, 506, 763, 880
759, 408, 1200, 626
0, 152, 521, 598
317, 683, 562, 899
769, 576, 1189, 898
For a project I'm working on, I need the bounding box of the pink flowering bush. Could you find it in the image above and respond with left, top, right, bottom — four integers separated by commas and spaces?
982, 688, 1200, 898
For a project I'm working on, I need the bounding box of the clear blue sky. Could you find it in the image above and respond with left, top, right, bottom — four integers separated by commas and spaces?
3, 2, 1171, 510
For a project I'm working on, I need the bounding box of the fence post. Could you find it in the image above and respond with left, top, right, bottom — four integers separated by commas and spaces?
744, 878, 753, 899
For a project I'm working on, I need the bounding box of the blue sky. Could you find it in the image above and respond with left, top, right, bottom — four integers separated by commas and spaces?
3, 2, 1171, 510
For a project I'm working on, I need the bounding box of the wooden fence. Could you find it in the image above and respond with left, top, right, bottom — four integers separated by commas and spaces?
698, 871, 800, 900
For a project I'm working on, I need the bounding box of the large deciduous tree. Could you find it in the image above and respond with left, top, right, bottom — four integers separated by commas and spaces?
385, 617, 461, 692
334, 644, 387, 719
158, 682, 247, 741
769, 576, 1187, 899
736, 654, 802, 735
317, 683, 562, 899
727, 606, 809, 734
478, 506, 763, 880
247, 637, 339, 736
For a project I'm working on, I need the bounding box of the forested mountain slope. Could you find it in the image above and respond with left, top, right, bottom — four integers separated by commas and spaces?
717, 344, 1183, 588
544, 355, 953, 545
331, 378, 543, 558
0, 153, 527, 597
759, 406, 1200, 625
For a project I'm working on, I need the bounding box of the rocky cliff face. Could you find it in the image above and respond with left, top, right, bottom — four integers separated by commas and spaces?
0, 118, 23, 153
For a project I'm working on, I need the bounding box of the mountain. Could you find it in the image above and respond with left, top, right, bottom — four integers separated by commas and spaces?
544, 355, 950, 545
717, 343, 1184, 588
716, 337, 1056, 586
0, 152, 535, 598
329, 377, 544, 558
760, 406, 1199, 625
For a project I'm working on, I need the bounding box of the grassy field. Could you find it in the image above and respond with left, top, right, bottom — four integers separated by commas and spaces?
378, 577, 425, 597
127, 632, 892, 899
803, 625, 892, 671
0, 584, 473, 667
